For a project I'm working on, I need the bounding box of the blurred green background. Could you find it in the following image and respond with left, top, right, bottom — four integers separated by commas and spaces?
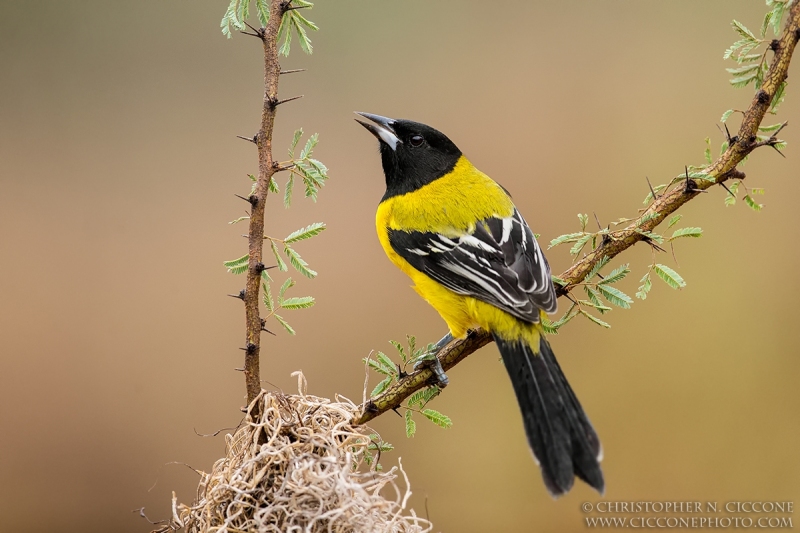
1, 1, 798, 532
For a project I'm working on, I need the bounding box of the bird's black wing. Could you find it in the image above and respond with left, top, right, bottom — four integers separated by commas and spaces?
387, 209, 557, 323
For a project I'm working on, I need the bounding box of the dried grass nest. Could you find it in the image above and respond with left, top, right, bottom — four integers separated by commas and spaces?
155, 372, 433, 533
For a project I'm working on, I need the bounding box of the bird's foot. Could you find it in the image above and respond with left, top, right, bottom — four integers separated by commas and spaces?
413, 332, 453, 388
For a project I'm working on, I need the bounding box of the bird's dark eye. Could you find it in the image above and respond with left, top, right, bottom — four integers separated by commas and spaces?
409, 135, 424, 147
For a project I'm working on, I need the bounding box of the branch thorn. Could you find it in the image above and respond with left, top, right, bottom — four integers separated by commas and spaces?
243, 20, 264, 37
718, 181, 735, 197
683, 166, 708, 195
645, 176, 658, 201
228, 289, 246, 300
592, 212, 603, 231
237, 135, 258, 144
272, 95, 304, 108
280, 68, 306, 75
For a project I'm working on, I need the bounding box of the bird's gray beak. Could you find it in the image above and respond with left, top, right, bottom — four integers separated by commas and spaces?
355, 112, 402, 151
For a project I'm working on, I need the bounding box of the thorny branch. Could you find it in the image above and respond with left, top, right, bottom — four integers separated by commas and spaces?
354, 2, 800, 425
242, 0, 295, 406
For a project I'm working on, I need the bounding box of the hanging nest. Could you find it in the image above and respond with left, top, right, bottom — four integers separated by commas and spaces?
153, 372, 433, 533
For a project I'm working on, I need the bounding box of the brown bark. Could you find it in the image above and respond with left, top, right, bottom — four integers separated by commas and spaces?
243, 0, 292, 406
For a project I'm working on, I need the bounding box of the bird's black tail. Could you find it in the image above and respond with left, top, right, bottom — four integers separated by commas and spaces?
494, 334, 604, 497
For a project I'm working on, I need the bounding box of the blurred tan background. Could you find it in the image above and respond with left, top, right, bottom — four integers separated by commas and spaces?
1, 1, 799, 531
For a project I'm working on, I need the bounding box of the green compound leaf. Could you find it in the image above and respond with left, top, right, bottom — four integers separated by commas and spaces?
273, 313, 295, 335
667, 214, 683, 228
408, 386, 440, 409
636, 272, 652, 300
669, 227, 703, 240
389, 340, 406, 362
569, 233, 593, 256
289, 128, 303, 158
284, 246, 318, 278
579, 309, 611, 329
284, 222, 326, 244
279, 277, 295, 299
584, 286, 609, 315
280, 296, 315, 310
405, 409, 416, 438
597, 284, 633, 309
421, 409, 453, 429
263, 282, 274, 312
743, 194, 763, 211
548, 232, 585, 249
371, 375, 392, 397
586, 256, 610, 281
721, 109, 735, 123
653, 264, 686, 289
376, 351, 397, 376
224, 253, 249, 275
598, 264, 630, 285
284, 174, 294, 208
270, 240, 288, 272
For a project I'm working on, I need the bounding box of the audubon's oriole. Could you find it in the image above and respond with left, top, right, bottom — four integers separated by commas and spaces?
356, 112, 604, 497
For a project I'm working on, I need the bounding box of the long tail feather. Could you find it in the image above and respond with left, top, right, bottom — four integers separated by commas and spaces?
494, 334, 604, 497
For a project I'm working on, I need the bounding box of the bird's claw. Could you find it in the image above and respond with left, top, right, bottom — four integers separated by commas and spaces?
414, 356, 449, 388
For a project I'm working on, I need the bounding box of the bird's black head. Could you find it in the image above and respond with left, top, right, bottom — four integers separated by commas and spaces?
356, 112, 462, 200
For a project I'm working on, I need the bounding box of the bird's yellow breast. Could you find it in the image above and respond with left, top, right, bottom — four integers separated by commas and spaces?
375, 156, 541, 345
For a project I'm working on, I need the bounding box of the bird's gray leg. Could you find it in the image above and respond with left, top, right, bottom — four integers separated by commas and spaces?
414, 332, 453, 387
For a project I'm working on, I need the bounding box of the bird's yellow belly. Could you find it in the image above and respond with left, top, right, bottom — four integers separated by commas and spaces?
377, 222, 541, 347
374, 157, 542, 347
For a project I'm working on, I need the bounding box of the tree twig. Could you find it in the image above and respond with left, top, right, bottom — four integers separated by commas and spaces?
354, 2, 800, 425
242, 0, 292, 407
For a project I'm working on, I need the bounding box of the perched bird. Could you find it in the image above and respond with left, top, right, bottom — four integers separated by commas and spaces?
356, 112, 604, 497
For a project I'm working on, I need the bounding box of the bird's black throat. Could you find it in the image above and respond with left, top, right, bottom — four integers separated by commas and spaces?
376, 119, 462, 201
